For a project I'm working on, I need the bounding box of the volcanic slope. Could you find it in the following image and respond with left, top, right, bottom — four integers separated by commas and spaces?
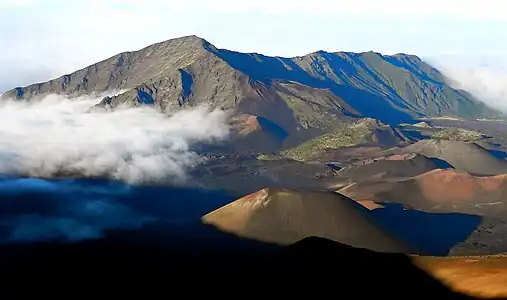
226, 113, 289, 152
201, 188, 410, 253
339, 169, 507, 215
333, 153, 444, 183
281, 117, 406, 161
415, 254, 507, 298
390, 139, 507, 176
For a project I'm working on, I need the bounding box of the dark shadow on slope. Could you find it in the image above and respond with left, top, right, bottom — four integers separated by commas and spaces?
0, 177, 240, 243
0, 222, 283, 293
15, 87, 24, 99
179, 69, 194, 105
330, 84, 414, 125
212, 49, 415, 125
344, 52, 415, 112
372, 128, 403, 147
118, 184, 238, 221
0, 176, 500, 297
0, 221, 281, 265
235, 80, 304, 134
277, 237, 500, 299
428, 157, 455, 169
370, 203, 482, 255
136, 90, 154, 104
221, 115, 289, 153
383, 55, 443, 85
0, 177, 237, 219
1, 234, 503, 299
488, 149, 507, 160
256, 115, 289, 141
401, 128, 432, 141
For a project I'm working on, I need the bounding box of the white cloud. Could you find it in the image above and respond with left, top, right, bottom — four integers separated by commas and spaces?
428, 56, 507, 112
0, 94, 230, 183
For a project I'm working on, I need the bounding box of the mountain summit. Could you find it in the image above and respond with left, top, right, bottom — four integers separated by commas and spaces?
2, 35, 500, 130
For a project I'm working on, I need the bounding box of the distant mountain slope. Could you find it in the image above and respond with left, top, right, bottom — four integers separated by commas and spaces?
212, 48, 500, 123
333, 153, 443, 182
395, 140, 507, 176
2, 35, 501, 128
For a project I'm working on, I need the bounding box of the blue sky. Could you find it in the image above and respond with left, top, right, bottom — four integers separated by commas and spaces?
1, 0, 506, 106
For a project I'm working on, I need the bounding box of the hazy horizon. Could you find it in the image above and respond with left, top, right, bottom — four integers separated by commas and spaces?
1, 1, 506, 87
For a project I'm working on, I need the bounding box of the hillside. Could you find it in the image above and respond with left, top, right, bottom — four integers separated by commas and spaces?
339, 169, 507, 215
202, 188, 410, 253
396, 140, 507, 176
416, 254, 507, 298
282, 117, 406, 161
333, 153, 443, 182
2, 35, 501, 131
432, 127, 485, 142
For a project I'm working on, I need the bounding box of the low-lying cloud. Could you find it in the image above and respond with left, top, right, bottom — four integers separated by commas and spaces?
428, 56, 507, 113
0, 94, 230, 183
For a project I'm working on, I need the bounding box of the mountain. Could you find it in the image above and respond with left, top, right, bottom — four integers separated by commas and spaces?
1, 36, 356, 138
2, 35, 501, 133
202, 188, 411, 253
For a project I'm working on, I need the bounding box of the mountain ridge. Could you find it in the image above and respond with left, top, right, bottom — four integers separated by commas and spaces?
1, 35, 501, 129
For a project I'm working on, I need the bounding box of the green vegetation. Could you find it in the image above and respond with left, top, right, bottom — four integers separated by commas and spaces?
256, 154, 283, 161
432, 127, 484, 142
276, 91, 336, 130
282, 124, 373, 161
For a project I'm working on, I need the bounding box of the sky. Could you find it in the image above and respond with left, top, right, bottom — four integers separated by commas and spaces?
0, 0, 506, 93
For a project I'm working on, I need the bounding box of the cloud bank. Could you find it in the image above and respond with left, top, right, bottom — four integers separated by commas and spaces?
428, 56, 507, 113
0, 94, 230, 183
